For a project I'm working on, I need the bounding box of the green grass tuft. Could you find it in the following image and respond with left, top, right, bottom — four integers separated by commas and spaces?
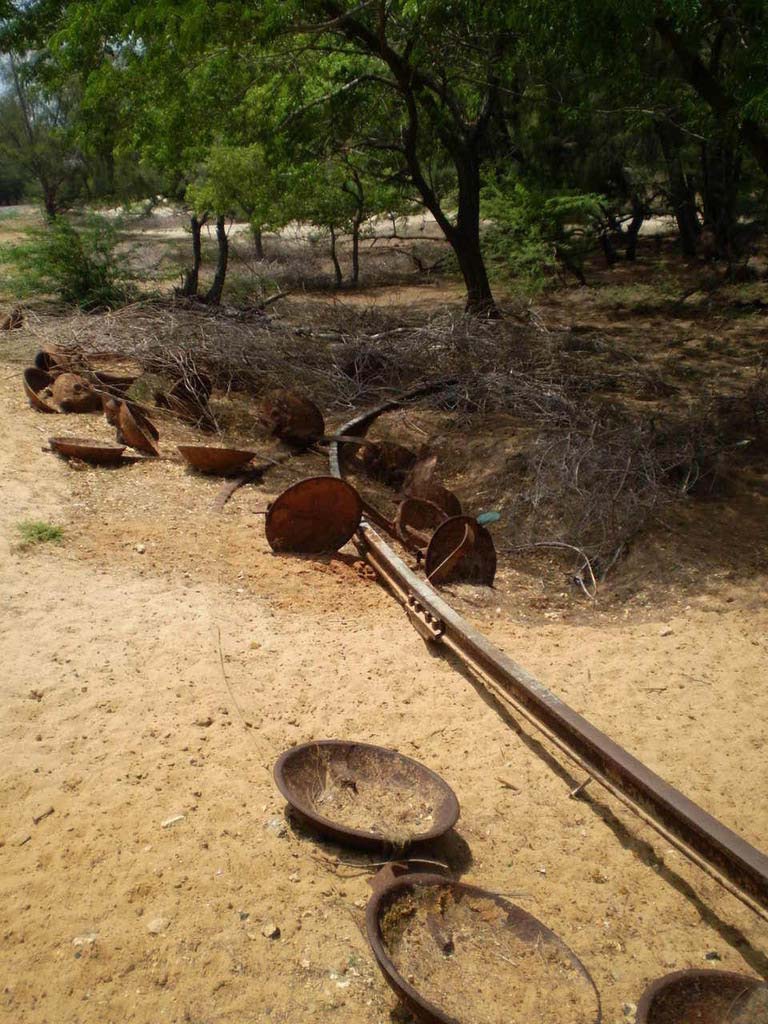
16, 520, 64, 548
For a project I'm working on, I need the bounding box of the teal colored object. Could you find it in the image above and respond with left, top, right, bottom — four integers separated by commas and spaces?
476, 511, 501, 526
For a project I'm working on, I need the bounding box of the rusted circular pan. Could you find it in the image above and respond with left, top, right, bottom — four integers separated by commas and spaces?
395, 498, 448, 549
117, 401, 160, 456
51, 373, 102, 413
34, 347, 77, 373
367, 874, 601, 1024
49, 436, 126, 466
177, 444, 255, 475
274, 740, 460, 851
636, 969, 766, 1024
258, 388, 325, 446
425, 515, 496, 585
92, 371, 137, 396
23, 367, 58, 413
265, 476, 362, 553
358, 440, 418, 488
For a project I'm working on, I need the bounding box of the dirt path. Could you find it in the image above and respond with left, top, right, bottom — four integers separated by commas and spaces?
1, 337, 766, 1024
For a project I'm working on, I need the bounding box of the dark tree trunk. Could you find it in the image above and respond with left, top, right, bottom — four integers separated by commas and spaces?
351, 215, 362, 286
180, 213, 207, 297
624, 195, 645, 261
452, 154, 499, 317
42, 189, 58, 221
329, 225, 343, 287
204, 215, 229, 305
601, 231, 619, 267
701, 132, 741, 261
656, 121, 700, 257
251, 225, 265, 261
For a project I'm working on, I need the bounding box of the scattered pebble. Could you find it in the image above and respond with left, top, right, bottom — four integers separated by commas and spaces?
134, 543, 146, 554
704, 950, 722, 961
193, 716, 213, 728
73, 933, 98, 947
261, 921, 280, 939
265, 817, 287, 838
161, 814, 185, 829
623, 1003, 637, 1019
147, 917, 170, 935
659, 627, 673, 637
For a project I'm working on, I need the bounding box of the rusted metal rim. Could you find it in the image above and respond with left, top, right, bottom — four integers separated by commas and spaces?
274, 740, 460, 851
329, 390, 768, 919
23, 367, 58, 413
49, 436, 126, 465
117, 402, 160, 457
425, 515, 497, 585
177, 444, 256, 474
635, 969, 765, 1024
365, 873, 601, 1024
265, 476, 362, 553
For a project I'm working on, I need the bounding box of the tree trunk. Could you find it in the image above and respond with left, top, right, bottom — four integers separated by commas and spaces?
329, 226, 343, 287
204, 215, 229, 305
42, 186, 58, 221
351, 215, 362, 286
624, 195, 645, 261
452, 154, 499, 317
179, 213, 207, 297
701, 132, 741, 261
251, 225, 265, 261
601, 231, 619, 267
656, 121, 700, 257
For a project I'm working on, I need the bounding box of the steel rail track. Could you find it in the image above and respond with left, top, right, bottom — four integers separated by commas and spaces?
329, 391, 768, 921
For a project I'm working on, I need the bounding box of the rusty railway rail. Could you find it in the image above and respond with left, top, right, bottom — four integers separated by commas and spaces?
329, 391, 768, 921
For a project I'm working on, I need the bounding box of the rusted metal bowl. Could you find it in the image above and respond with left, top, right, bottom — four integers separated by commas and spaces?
117, 401, 160, 457
636, 969, 766, 1024
395, 497, 448, 550
366, 874, 601, 1024
177, 444, 255, 474
358, 440, 418, 488
92, 371, 137, 396
34, 347, 76, 373
425, 515, 497, 585
51, 372, 102, 413
258, 388, 325, 447
265, 476, 362, 553
49, 436, 127, 466
274, 740, 460, 851
23, 367, 58, 413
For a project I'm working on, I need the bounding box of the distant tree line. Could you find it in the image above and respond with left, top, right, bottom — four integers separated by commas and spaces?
1, 0, 766, 311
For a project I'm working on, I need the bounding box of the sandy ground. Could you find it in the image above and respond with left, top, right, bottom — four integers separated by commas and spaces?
1, 333, 767, 1024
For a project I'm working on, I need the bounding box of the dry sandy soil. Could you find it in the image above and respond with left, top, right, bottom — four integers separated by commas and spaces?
1, 316, 767, 1024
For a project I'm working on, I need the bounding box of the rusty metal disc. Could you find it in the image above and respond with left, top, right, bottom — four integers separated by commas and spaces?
265, 476, 362, 553
49, 436, 126, 466
177, 444, 255, 475
92, 371, 137, 396
366, 874, 601, 1024
424, 515, 496, 585
636, 970, 766, 1024
395, 498, 448, 550
23, 367, 58, 413
258, 389, 325, 447
117, 401, 160, 457
51, 373, 102, 413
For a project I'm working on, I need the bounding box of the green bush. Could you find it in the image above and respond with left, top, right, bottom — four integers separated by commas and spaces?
6, 215, 136, 310
482, 177, 604, 293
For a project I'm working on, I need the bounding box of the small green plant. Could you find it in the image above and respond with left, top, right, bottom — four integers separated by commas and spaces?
16, 519, 64, 548
6, 215, 137, 310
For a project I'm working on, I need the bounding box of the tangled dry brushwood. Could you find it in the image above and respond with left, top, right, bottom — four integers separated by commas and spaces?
25, 300, 766, 584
